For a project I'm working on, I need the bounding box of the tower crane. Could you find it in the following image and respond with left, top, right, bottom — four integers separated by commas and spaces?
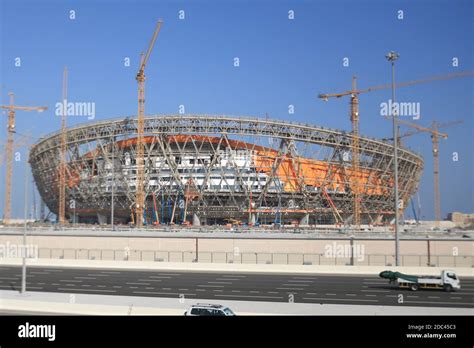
135, 20, 163, 227
1, 93, 47, 224
318, 70, 474, 228
388, 118, 463, 226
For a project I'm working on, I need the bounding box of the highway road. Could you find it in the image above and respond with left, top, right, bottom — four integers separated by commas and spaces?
0, 266, 472, 308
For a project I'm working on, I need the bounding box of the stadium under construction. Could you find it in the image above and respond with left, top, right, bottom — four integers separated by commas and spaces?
28, 115, 424, 226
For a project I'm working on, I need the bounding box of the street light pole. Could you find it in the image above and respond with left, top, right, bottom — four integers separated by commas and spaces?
111, 139, 115, 231
386, 51, 400, 267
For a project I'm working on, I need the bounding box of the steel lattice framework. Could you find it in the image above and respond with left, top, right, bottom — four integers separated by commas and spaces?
29, 115, 424, 226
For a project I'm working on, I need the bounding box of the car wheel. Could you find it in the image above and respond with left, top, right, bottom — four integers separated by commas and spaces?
410, 283, 419, 291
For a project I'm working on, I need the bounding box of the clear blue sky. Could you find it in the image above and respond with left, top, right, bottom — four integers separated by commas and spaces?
1, 0, 473, 220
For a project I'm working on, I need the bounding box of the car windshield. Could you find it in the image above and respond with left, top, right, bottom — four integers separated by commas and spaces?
223, 307, 234, 315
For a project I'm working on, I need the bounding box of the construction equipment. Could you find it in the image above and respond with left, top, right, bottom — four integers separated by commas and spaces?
390, 118, 463, 226
318, 70, 474, 227
0, 93, 46, 224
59, 67, 68, 225
135, 20, 163, 227
379, 270, 460, 292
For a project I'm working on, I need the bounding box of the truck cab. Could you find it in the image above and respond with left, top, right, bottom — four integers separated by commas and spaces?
441, 270, 460, 292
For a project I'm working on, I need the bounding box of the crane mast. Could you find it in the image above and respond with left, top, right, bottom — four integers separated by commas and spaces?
350, 76, 361, 227
431, 121, 441, 225
135, 20, 163, 227
0, 93, 47, 224
394, 117, 462, 227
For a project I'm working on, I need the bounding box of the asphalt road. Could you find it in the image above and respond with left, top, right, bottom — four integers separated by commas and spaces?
0, 266, 472, 308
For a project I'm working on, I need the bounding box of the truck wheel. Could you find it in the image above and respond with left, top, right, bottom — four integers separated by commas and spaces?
410, 284, 419, 291
444, 284, 453, 292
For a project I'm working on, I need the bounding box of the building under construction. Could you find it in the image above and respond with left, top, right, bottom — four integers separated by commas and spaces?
29, 115, 424, 226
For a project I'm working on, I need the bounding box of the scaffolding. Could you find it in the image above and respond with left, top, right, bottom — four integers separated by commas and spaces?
29, 115, 424, 226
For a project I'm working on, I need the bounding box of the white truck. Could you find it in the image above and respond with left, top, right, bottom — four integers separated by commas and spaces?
379, 270, 461, 292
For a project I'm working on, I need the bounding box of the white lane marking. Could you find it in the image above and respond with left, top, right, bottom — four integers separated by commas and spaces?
407, 296, 419, 298
197, 285, 224, 288
29, 272, 50, 275
405, 300, 474, 306
74, 277, 96, 280
283, 283, 309, 287
325, 293, 337, 296
129, 286, 138, 289
52, 283, 60, 286
0, 277, 19, 280
207, 281, 232, 284
449, 297, 462, 299
363, 279, 383, 281
82, 285, 91, 287
132, 291, 196, 296
139, 279, 161, 282
249, 291, 260, 293
145, 287, 154, 290
126, 282, 151, 286
59, 280, 83, 283
231, 290, 241, 293
306, 292, 317, 295
87, 274, 109, 277
149, 276, 171, 279
363, 282, 387, 285
428, 296, 440, 299
346, 294, 357, 296
361, 289, 390, 293
163, 288, 171, 290
42, 269, 63, 272
216, 278, 240, 281
112, 286, 122, 288
214, 294, 283, 299
58, 288, 116, 293
267, 291, 279, 294
365, 295, 377, 297
97, 285, 107, 288
157, 273, 181, 276
303, 297, 378, 302
213, 290, 224, 292
178, 289, 189, 291
100, 271, 121, 274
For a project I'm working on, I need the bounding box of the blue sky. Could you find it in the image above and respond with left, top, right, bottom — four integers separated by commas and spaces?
0, 0, 473, 220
